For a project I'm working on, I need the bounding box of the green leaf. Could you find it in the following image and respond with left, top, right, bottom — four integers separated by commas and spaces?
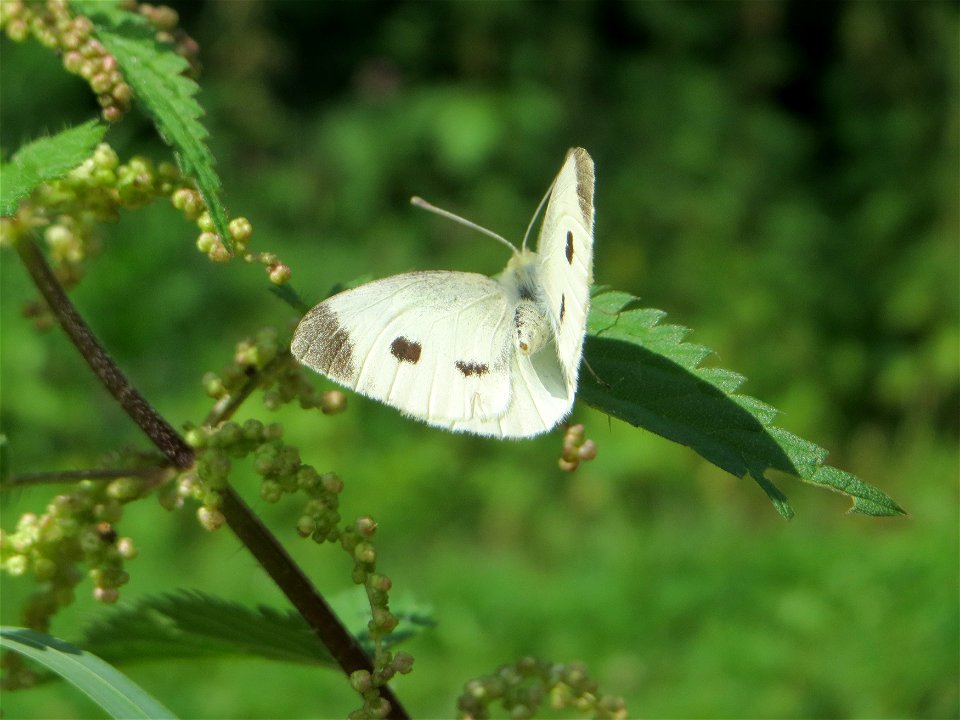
582, 291, 906, 518
69, 590, 433, 668
0, 626, 176, 719
0, 119, 107, 216
70, 1, 233, 252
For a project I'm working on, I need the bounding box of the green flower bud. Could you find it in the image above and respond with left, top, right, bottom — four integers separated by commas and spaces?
5, 19, 29, 42
371, 607, 398, 633
63, 50, 83, 73
366, 697, 391, 719
241, 418, 265, 441
94, 587, 120, 604
321, 473, 344, 494
356, 516, 377, 537
260, 480, 283, 503
197, 211, 214, 233
101, 105, 123, 123
392, 652, 414, 674
202, 371, 227, 398
90, 72, 112, 95
197, 506, 225, 531
321, 390, 348, 415
106, 477, 141, 501
354, 541, 376, 564
4, 554, 29, 576
296, 515, 317, 538
268, 263, 292, 285
112, 82, 132, 106
116, 537, 138, 559
349, 669, 372, 693
228, 217, 252, 244
207, 238, 230, 262
32, 557, 57, 581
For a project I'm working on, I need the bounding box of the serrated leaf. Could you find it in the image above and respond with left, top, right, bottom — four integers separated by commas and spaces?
0, 119, 107, 216
0, 626, 176, 719
582, 291, 905, 518
70, 1, 233, 252
65, 590, 432, 670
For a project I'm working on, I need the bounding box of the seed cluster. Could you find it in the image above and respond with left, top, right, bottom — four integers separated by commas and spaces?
184, 419, 412, 712
1, 0, 201, 122
458, 656, 626, 720
559, 423, 598, 472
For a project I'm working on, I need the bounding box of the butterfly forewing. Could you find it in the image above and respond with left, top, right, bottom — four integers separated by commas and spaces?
536, 147, 595, 393
292, 271, 514, 424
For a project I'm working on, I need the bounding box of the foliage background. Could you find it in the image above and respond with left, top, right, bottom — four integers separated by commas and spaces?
1, 1, 957, 718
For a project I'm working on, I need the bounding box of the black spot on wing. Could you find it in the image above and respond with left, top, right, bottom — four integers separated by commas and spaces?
559, 294, 565, 323
455, 360, 488, 377
565, 230, 574, 264
390, 336, 421, 364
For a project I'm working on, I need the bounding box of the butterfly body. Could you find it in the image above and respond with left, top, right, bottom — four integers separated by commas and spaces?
292, 147, 595, 438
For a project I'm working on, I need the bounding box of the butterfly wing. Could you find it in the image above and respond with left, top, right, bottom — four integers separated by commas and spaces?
292, 272, 515, 426
448, 339, 570, 437
535, 147, 595, 393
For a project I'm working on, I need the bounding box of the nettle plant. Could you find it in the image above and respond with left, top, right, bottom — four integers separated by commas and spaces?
0, 2, 905, 719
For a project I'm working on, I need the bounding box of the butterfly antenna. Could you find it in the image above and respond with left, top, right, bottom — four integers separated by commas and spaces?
520, 176, 556, 251
410, 196, 518, 254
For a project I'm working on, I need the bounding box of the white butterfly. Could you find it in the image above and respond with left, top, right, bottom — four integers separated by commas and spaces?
291, 147, 595, 438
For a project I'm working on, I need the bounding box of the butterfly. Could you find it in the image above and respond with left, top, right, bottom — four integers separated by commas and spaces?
291, 147, 595, 438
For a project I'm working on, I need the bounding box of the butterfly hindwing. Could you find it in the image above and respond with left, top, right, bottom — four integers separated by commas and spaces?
292, 271, 514, 426
449, 339, 570, 437
535, 147, 595, 393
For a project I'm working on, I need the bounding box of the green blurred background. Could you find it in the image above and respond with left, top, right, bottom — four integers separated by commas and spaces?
2, 1, 957, 718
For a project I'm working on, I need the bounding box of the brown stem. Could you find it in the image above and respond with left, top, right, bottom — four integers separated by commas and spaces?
16, 239, 193, 468
15, 237, 409, 720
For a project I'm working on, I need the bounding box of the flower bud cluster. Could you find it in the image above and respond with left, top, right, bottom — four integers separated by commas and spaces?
348, 647, 415, 720
0, 1, 200, 122
265, 352, 348, 415
1, 0, 131, 122
182, 419, 343, 541
341, 516, 412, 720
0, 477, 145, 639
201, 328, 346, 417
202, 327, 282, 404
458, 657, 627, 720
559, 424, 598, 472
172, 187, 290, 285
126, 0, 202, 77
1, 143, 186, 298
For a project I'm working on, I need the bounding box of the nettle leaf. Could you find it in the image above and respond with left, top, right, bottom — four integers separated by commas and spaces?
0, 627, 175, 719
0, 119, 107, 216
70, 0, 232, 252
581, 291, 905, 519
54, 590, 432, 671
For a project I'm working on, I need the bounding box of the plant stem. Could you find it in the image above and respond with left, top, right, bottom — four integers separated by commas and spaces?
16, 238, 193, 468
15, 237, 409, 719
